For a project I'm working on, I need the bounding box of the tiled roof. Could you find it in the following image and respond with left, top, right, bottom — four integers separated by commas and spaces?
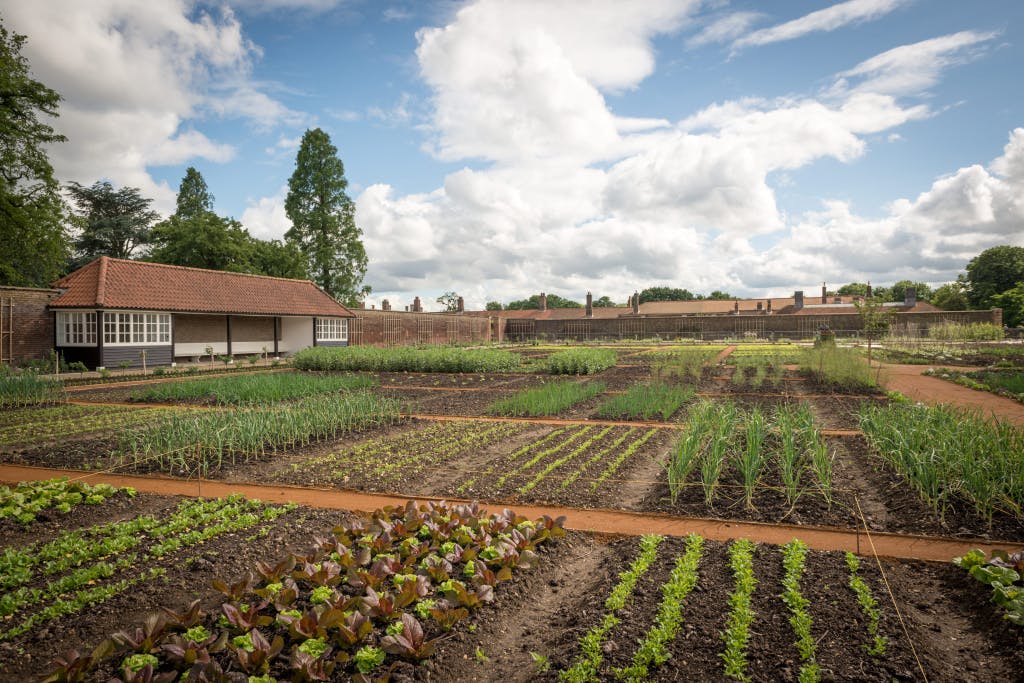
50, 257, 355, 317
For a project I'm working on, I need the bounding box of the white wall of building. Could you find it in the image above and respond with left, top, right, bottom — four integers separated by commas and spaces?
280, 316, 313, 355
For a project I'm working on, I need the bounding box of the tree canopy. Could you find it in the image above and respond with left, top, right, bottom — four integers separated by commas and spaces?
593, 295, 617, 307
966, 245, 1024, 309
67, 181, 157, 266
888, 280, 932, 302
285, 128, 369, 304
506, 293, 581, 309
174, 166, 214, 220
991, 283, 1024, 328
931, 281, 969, 311
436, 291, 459, 312
484, 301, 503, 311
0, 20, 69, 286
638, 287, 695, 303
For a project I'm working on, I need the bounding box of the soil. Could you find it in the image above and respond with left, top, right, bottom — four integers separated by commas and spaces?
880, 363, 1024, 425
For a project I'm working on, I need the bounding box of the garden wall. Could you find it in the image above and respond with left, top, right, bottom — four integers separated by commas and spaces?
0, 286, 60, 366
351, 310, 491, 346
504, 309, 1003, 342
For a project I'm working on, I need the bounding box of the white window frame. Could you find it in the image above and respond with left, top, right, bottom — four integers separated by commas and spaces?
56, 311, 97, 346
102, 312, 171, 345
315, 317, 348, 342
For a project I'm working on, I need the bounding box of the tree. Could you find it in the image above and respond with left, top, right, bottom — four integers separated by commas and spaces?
248, 238, 308, 280
931, 281, 969, 311
593, 295, 617, 307
837, 283, 869, 296
991, 283, 1024, 328
0, 20, 69, 286
285, 128, 368, 304
704, 290, 733, 300
174, 166, 214, 219
436, 291, 459, 312
485, 301, 503, 311
67, 181, 157, 264
148, 211, 252, 271
854, 296, 893, 366
638, 286, 695, 304
506, 293, 581, 309
888, 280, 932, 302
965, 245, 1024, 309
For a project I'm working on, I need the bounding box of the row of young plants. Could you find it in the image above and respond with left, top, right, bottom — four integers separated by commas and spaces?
923, 367, 1024, 403
560, 536, 889, 682
292, 345, 522, 373
799, 346, 879, 392
953, 548, 1024, 626
116, 392, 401, 476
727, 354, 788, 389
0, 404, 186, 449
647, 347, 722, 383
486, 380, 606, 417
668, 400, 833, 509
132, 371, 378, 405
595, 383, 694, 421
44, 500, 567, 682
0, 478, 132, 525
0, 370, 64, 408
858, 401, 1024, 526
456, 423, 659, 498
1, 495, 292, 643
294, 419, 528, 490
546, 348, 617, 375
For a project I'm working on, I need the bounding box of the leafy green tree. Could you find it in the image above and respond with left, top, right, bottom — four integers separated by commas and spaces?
148, 211, 252, 271
67, 181, 158, 264
174, 166, 214, 219
965, 245, 1024, 309
436, 291, 459, 312
703, 290, 733, 300
285, 128, 368, 304
485, 301, 503, 311
991, 283, 1024, 328
837, 283, 869, 296
930, 281, 969, 311
248, 238, 308, 279
0, 20, 69, 286
854, 297, 894, 366
506, 293, 581, 309
638, 286, 695, 303
593, 295, 617, 307
888, 280, 932, 302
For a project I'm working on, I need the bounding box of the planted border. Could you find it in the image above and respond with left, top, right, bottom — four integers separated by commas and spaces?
595, 382, 693, 421
781, 540, 820, 682
486, 381, 605, 417
844, 552, 887, 656
721, 538, 756, 681
132, 371, 377, 405
547, 348, 617, 375
292, 345, 522, 373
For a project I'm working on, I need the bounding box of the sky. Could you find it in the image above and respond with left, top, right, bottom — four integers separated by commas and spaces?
3, 0, 1024, 311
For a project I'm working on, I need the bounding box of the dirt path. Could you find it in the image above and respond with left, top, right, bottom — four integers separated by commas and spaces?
880, 363, 1024, 424
714, 345, 737, 363
1, 463, 1018, 562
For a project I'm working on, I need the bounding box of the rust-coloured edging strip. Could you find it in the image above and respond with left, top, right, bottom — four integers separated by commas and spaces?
1, 464, 1016, 563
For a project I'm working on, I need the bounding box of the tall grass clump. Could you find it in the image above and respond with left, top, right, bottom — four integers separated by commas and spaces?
547, 348, 617, 375
291, 345, 521, 373
799, 346, 877, 391
651, 347, 720, 383
736, 408, 767, 509
118, 391, 400, 475
0, 369, 63, 408
928, 321, 1004, 341
596, 383, 694, 421
133, 371, 376, 405
859, 402, 1024, 525
487, 380, 605, 417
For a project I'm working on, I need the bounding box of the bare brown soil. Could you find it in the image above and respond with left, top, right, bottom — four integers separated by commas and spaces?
881, 362, 1024, 424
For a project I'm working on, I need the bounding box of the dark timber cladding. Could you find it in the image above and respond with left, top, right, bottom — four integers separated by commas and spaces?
102, 345, 172, 368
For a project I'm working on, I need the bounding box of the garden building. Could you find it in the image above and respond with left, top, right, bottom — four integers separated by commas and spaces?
49, 257, 354, 369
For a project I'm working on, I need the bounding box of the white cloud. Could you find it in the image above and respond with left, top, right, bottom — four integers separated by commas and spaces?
687, 11, 763, 49
240, 186, 292, 240
228, 0, 345, 14
4, 0, 299, 214
831, 30, 999, 97
733, 0, 907, 50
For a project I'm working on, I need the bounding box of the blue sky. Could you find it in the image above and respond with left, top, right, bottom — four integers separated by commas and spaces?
4, 0, 1023, 309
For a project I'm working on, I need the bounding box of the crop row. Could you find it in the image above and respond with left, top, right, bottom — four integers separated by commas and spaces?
647, 347, 722, 383
292, 344, 523, 373
560, 535, 888, 682
45, 500, 567, 682
858, 401, 1024, 525
486, 380, 606, 417
116, 391, 401, 476
595, 382, 694, 421
0, 478, 132, 525
728, 355, 787, 388
132, 371, 378, 405
294, 419, 528, 490
546, 348, 617, 375
668, 400, 833, 509
456, 423, 659, 498
799, 346, 878, 391
0, 495, 291, 642
0, 405, 186, 449
0, 371, 63, 408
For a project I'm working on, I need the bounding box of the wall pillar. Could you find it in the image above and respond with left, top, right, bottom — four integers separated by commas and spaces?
273, 317, 279, 356
226, 316, 232, 356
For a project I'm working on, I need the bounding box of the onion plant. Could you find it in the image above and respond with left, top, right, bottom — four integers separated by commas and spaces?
133, 371, 376, 405
595, 382, 693, 421
736, 408, 767, 509
486, 381, 605, 417
292, 345, 521, 373
0, 370, 63, 408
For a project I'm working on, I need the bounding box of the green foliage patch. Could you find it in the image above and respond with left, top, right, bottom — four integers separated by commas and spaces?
292, 345, 522, 373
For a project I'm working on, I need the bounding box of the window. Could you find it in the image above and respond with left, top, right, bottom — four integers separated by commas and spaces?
315, 317, 348, 342
56, 312, 96, 346
102, 312, 171, 344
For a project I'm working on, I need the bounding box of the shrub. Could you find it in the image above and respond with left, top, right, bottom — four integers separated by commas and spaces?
546, 348, 617, 375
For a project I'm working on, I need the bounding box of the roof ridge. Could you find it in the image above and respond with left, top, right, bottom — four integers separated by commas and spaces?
102, 256, 321, 286
96, 256, 108, 307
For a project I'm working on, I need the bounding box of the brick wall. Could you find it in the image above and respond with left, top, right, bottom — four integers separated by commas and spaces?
514, 309, 1002, 341
0, 286, 60, 365
174, 314, 228, 343
229, 315, 274, 342
351, 310, 491, 346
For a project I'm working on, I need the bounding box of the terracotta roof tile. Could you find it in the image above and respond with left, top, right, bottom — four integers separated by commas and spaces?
51, 257, 354, 317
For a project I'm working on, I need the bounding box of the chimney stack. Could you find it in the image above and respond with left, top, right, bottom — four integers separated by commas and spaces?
794, 291, 804, 309
821, 282, 827, 304
904, 287, 917, 307
734, 300, 739, 314
585, 292, 593, 318
866, 282, 873, 298
767, 299, 772, 313
539, 292, 547, 311
457, 296, 464, 313
756, 301, 763, 312
412, 296, 422, 313
632, 291, 640, 315
382, 299, 391, 311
